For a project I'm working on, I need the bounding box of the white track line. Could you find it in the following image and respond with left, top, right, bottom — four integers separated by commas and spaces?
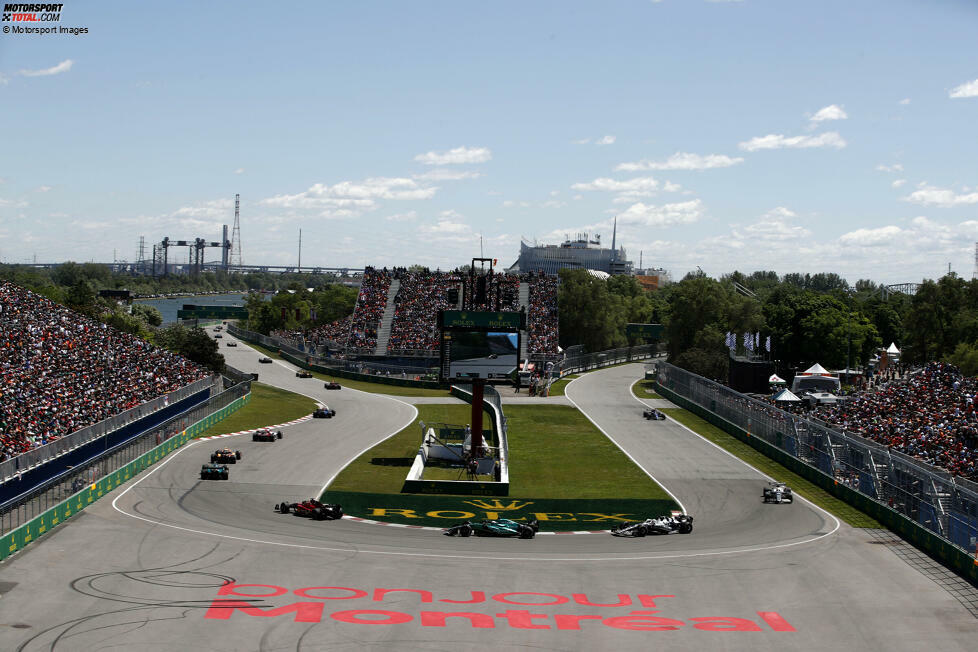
628, 375, 842, 536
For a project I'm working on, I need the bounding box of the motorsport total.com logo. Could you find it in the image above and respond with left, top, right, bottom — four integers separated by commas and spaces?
2, 3, 62, 21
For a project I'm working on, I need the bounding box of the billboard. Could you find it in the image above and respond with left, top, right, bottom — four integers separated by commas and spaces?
447, 331, 519, 380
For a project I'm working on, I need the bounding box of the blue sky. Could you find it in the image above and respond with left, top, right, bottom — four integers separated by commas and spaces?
1, 0, 977, 284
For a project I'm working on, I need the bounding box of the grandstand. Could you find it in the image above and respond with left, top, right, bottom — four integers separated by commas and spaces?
0, 280, 210, 463
282, 268, 560, 359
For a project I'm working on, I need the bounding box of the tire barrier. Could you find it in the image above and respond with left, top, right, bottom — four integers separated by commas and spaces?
0, 393, 250, 562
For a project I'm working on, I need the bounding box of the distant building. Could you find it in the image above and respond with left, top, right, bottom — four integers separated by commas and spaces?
509, 221, 632, 276
633, 268, 671, 291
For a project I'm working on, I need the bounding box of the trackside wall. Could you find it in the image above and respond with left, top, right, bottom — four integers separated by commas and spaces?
653, 368, 978, 587
0, 392, 250, 562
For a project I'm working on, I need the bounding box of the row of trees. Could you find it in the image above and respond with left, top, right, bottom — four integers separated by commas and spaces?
557, 268, 978, 380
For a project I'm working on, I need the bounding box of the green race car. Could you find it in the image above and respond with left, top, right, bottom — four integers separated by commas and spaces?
200, 463, 229, 480
444, 518, 539, 539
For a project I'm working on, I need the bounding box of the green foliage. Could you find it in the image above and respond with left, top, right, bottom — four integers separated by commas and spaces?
131, 303, 163, 327
946, 342, 978, 377
154, 324, 225, 373
558, 269, 627, 352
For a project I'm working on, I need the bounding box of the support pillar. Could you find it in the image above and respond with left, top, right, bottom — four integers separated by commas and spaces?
470, 379, 484, 456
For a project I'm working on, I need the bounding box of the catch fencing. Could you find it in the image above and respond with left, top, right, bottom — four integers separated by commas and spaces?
655, 362, 978, 585
0, 381, 250, 538
0, 376, 215, 484
557, 344, 661, 376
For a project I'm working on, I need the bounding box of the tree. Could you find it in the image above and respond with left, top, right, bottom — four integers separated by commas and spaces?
557, 269, 627, 352
154, 324, 224, 372
132, 303, 163, 327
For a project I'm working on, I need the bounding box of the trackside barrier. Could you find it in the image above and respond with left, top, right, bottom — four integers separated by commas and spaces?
398, 385, 509, 496
0, 392, 250, 562
653, 362, 978, 587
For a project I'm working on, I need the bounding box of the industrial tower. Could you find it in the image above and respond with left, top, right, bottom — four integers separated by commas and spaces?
230, 194, 243, 267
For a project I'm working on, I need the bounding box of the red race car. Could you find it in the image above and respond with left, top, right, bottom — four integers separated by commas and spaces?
252, 428, 283, 442
324, 382, 341, 390
277, 499, 343, 520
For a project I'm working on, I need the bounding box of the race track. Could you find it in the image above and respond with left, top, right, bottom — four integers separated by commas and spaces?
0, 331, 975, 651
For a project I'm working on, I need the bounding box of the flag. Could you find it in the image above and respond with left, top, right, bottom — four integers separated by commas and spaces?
725, 331, 735, 351
744, 333, 754, 352
765, 335, 771, 352
754, 332, 760, 351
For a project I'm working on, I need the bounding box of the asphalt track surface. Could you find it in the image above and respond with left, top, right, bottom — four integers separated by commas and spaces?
0, 331, 975, 650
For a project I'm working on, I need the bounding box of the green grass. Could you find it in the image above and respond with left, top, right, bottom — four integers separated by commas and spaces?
197, 383, 318, 437
660, 408, 884, 529
546, 374, 578, 396
632, 380, 663, 400
505, 405, 669, 499
328, 405, 492, 493
248, 343, 451, 397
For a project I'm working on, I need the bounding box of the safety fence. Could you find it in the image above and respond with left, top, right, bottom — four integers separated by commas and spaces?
654, 362, 978, 586
0, 376, 216, 485
0, 383, 251, 557
557, 344, 661, 376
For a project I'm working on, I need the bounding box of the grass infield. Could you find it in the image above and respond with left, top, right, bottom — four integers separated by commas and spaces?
322, 404, 678, 530
632, 380, 664, 400
197, 383, 318, 437
660, 408, 884, 529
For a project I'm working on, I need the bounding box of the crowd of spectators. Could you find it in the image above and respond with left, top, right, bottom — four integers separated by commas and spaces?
0, 280, 209, 463
527, 273, 559, 354
347, 267, 392, 350
387, 271, 463, 352
815, 362, 978, 480
273, 315, 353, 349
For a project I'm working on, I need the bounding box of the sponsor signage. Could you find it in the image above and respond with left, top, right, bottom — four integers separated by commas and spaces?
626, 323, 663, 339
441, 310, 524, 331
176, 305, 249, 320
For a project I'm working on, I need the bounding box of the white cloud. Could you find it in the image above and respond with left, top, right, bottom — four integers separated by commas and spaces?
234, 168, 245, 175
541, 200, 566, 209
262, 177, 436, 214
596, 135, 616, 145
414, 146, 491, 165
70, 220, 112, 230
838, 225, 905, 247
892, 179, 906, 189
899, 98, 911, 105
876, 163, 904, 173
765, 206, 797, 219
810, 104, 848, 122
35, 186, 52, 193
616, 152, 743, 171
903, 184, 978, 207
385, 210, 417, 222
738, 131, 847, 152
662, 181, 682, 192
571, 138, 591, 145
617, 199, 704, 226
19, 59, 74, 77
0, 73, 8, 85
571, 177, 660, 193
949, 79, 978, 99
421, 220, 472, 236
501, 200, 531, 208
412, 169, 482, 181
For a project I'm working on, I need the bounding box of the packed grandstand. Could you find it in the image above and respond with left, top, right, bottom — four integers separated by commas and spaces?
276, 267, 559, 356
0, 280, 210, 463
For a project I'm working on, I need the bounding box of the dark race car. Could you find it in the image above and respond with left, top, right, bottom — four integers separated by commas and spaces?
324, 381, 342, 390
214, 334, 223, 339
610, 514, 693, 537
277, 499, 343, 520
210, 448, 241, 464
762, 481, 793, 504
227, 342, 237, 347
313, 407, 336, 418
444, 518, 539, 539
200, 463, 229, 480
258, 357, 273, 364
296, 370, 313, 378
643, 407, 666, 420
252, 428, 283, 442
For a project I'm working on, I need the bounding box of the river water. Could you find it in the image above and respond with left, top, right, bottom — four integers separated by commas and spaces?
133, 293, 249, 324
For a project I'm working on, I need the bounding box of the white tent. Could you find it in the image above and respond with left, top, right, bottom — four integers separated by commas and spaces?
772, 388, 802, 402
769, 374, 786, 384
801, 363, 832, 375
886, 342, 900, 355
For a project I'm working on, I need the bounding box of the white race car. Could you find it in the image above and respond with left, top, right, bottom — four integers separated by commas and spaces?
762, 481, 793, 504
610, 514, 693, 536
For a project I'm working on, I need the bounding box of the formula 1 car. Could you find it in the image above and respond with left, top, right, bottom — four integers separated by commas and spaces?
312, 407, 336, 418
444, 518, 539, 539
296, 370, 313, 378
762, 481, 793, 504
252, 428, 283, 442
643, 407, 666, 420
277, 499, 343, 520
226, 342, 237, 347
258, 357, 273, 364
324, 381, 342, 390
210, 448, 241, 464
200, 463, 229, 480
214, 334, 223, 338
610, 514, 693, 536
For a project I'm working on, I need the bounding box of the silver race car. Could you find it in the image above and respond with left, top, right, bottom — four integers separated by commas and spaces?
610, 513, 693, 537
762, 481, 793, 504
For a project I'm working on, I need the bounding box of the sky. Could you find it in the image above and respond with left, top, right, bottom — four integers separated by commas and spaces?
1, 0, 977, 284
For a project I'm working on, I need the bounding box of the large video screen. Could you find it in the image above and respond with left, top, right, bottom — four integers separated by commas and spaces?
448, 331, 519, 379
